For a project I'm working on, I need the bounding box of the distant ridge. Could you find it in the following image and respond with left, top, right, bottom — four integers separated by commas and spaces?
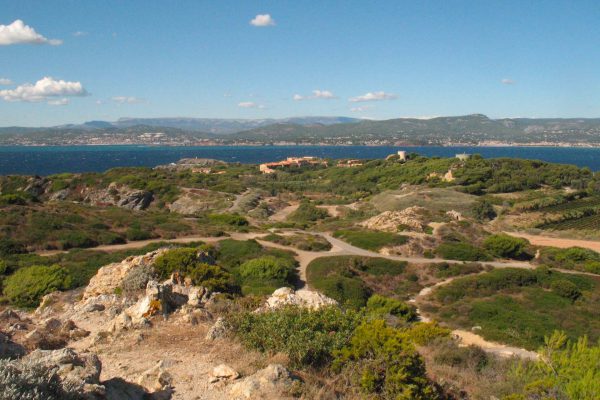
1, 114, 600, 146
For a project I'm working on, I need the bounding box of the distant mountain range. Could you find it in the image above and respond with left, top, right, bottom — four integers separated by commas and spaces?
54, 116, 362, 134
1, 114, 600, 146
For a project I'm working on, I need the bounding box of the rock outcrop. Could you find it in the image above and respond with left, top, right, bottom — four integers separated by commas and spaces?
229, 364, 297, 399
361, 206, 429, 232
83, 249, 168, 299
84, 183, 153, 210
260, 288, 337, 311
24, 348, 104, 398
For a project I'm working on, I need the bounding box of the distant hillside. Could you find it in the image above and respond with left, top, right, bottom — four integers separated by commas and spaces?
229, 114, 600, 145
1, 114, 600, 145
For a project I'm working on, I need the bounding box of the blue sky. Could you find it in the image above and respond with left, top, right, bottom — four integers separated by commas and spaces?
1, 0, 599, 126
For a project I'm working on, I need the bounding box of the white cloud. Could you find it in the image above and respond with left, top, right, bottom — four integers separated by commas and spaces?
293, 90, 337, 101
250, 14, 275, 27
0, 77, 87, 103
0, 20, 62, 46
0, 78, 12, 85
111, 96, 144, 104
238, 101, 265, 109
349, 91, 397, 102
501, 78, 515, 85
312, 90, 336, 99
47, 98, 69, 106
73, 31, 87, 37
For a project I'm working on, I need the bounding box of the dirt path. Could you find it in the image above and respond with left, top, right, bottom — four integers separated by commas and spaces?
269, 203, 299, 222
410, 276, 539, 360
505, 231, 600, 253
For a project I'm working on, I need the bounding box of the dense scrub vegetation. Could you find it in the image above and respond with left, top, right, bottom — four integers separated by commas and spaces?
333, 230, 408, 251
262, 233, 332, 251
429, 268, 600, 349
306, 256, 419, 308
536, 246, 600, 274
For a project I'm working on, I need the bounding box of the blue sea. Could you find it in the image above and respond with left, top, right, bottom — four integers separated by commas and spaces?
1, 145, 599, 176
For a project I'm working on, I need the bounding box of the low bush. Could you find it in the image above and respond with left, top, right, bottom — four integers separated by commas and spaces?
229, 306, 361, 367
3, 265, 72, 308
58, 232, 98, 250
333, 319, 439, 399
366, 295, 417, 322
125, 228, 155, 241
435, 242, 490, 261
208, 213, 249, 227
262, 233, 332, 251
154, 247, 233, 292
483, 234, 531, 260
237, 255, 298, 295
537, 246, 600, 273
471, 199, 497, 221
121, 263, 157, 295
550, 279, 582, 301
0, 358, 81, 400
333, 230, 408, 252
430, 262, 484, 278
288, 201, 329, 223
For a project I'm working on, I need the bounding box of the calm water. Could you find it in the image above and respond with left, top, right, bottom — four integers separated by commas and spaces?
1, 145, 599, 175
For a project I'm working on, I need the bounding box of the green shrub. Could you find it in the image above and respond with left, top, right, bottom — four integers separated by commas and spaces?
262, 233, 332, 251
208, 213, 249, 227
366, 295, 417, 322
288, 202, 329, 223
435, 242, 490, 261
537, 246, 600, 273
403, 322, 451, 346
0, 194, 27, 206
333, 319, 438, 399
431, 262, 483, 278
0, 239, 26, 257
58, 232, 98, 250
125, 228, 155, 241
187, 264, 233, 292
472, 199, 497, 221
333, 230, 408, 251
229, 306, 361, 367
550, 279, 582, 301
509, 331, 600, 400
154, 247, 233, 292
216, 239, 264, 269
239, 256, 296, 283
433, 342, 488, 372
3, 265, 72, 308
483, 234, 531, 260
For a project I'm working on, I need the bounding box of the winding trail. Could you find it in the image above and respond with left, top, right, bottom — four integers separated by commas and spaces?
37, 228, 597, 360
409, 277, 539, 360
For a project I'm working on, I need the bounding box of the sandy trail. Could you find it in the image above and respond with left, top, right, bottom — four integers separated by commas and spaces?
410, 277, 539, 360
505, 231, 600, 252
269, 203, 299, 222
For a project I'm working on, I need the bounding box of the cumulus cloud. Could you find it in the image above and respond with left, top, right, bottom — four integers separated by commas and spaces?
0, 77, 87, 103
0, 20, 62, 46
501, 78, 515, 85
293, 90, 337, 101
238, 101, 265, 109
250, 14, 275, 27
0, 78, 12, 85
111, 96, 144, 104
349, 91, 397, 102
47, 98, 69, 106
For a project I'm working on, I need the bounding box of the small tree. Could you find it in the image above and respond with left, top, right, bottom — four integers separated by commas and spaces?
472, 199, 497, 221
